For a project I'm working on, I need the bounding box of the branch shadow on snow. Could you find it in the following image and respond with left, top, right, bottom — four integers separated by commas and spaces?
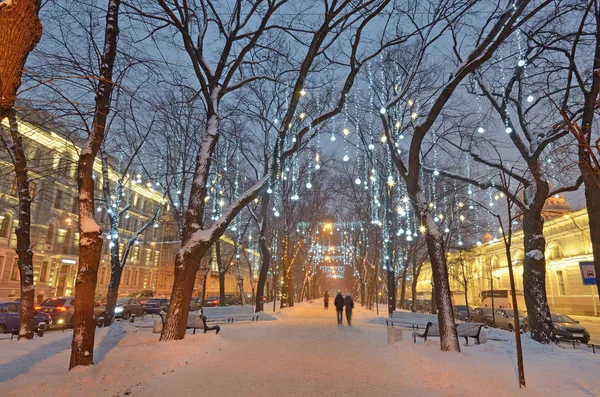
0, 333, 72, 382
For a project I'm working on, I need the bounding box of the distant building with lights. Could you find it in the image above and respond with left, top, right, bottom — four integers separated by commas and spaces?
0, 116, 256, 301
415, 206, 600, 316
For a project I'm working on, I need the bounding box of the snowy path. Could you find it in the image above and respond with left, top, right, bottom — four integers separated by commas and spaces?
2, 301, 600, 396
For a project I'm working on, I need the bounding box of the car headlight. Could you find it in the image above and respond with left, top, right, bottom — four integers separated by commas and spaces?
115, 307, 123, 313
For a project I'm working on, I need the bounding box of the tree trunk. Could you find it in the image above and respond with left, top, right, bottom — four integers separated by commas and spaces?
0, 0, 42, 115
160, 246, 207, 341
255, 193, 271, 312
522, 211, 555, 343
399, 264, 408, 310
280, 231, 294, 308
216, 240, 226, 306
424, 228, 460, 352
1, 114, 35, 339
70, 0, 121, 370
103, 252, 123, 326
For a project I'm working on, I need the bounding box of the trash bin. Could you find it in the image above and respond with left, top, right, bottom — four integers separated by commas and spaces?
387, 327, 403, 344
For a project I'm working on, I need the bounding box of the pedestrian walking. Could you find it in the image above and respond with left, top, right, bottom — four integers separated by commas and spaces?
344, 294, 354, 326
334, 292, 344, 324
324, 291, 329, 310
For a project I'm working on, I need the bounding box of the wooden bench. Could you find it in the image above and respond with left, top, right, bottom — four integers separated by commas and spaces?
412, 322, 485, 344
456, 323, 485, 345
158, 312, 220, 335
202, 306, 259, 323
186, 312, 220, 334
386, 311, 438, 329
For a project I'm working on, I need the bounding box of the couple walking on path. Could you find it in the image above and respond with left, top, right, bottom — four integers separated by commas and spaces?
333, 292, 354, 326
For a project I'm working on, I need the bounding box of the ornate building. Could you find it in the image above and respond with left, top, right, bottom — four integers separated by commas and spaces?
415, 207, 599, 316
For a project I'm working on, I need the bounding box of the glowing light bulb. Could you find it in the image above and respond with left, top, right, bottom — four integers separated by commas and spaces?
330, 134, 336, 141
267, 188, 273, 194
379, 107, 386, 114
478, 127, 485, 133
343, 128, 350, 136
300, 89, 307, 97
527, 95, 534, 103
517, 59, 526, 67
368, 143, 375, 150
506, 127, 513, 133
433, 170, 439, 176
343, 154, 349, 162
355, 178, 361, 185
306, 182, 312, 189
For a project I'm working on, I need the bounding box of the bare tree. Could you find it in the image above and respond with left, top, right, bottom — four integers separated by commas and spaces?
70, 0, 121, 369
0, 0, 42, 340
380, 0, 548, 351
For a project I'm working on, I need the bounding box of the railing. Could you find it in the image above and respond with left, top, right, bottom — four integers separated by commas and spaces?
557, 339, 600, 354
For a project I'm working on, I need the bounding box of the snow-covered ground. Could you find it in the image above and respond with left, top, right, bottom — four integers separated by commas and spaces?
1, 301, 599, 396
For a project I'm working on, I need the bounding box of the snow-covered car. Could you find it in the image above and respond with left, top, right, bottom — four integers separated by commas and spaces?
0, 301, 51, 333
552, 313, 590, 344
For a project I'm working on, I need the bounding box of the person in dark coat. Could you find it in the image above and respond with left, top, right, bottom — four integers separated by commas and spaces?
324, 291, 329, 309
344, 294, 354, 326
334, 292, 344, 324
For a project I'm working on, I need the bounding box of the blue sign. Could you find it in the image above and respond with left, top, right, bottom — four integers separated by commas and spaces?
579, 262, 597, 286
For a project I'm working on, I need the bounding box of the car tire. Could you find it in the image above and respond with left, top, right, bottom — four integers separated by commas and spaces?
122, 311, 131, 320
508, 324, 514, 332
0, 324, 5, 334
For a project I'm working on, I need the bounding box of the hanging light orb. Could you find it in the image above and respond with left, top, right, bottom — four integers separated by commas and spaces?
368, 143, 375, 150
527, 95, 534, 103
379, 107, 387, 114
478, 127, 485, 133
306, 182, 312, 189
267, 188, 273, 194
517, 59, 526, 67
343, 154, 350, 162
505, 127, 513, 133
330, 134, 336, 141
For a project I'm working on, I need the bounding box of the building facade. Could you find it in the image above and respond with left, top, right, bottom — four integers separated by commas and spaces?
415, 208, 600, 316
0, 116, 256, 302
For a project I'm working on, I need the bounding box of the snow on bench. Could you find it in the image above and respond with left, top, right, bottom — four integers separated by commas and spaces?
412, 322, 486, 345
202, 306, 258, 323
386, 311, 438, 329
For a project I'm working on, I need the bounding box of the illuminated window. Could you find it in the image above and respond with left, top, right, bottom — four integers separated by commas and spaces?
46, 223, 55, 245
39, 261, 49, 282
0, 214, 12, 238
556, 270, 566, 296
10, 258, 19, 281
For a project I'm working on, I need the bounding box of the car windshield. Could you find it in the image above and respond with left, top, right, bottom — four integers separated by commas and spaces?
503, 309, 514, 317
116, 298, 130, 304
42, 298, 66, 307
552, 314, 576, 323
145, 299, 161, 303
479, 308, 493, 315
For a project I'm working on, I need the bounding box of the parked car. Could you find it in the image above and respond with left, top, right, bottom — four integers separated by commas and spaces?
453, 305, 473, 322
203, 296, 220, 307
142, 298, 169, 314
0, 301, 51, 333
237, 295, 252, 305
37, 297, 104, 328
224, 294, 238, 306
493, 308, 528, 332
469, 307, 494, 326
552, 313, 590, 344
111, 298, 146, 320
